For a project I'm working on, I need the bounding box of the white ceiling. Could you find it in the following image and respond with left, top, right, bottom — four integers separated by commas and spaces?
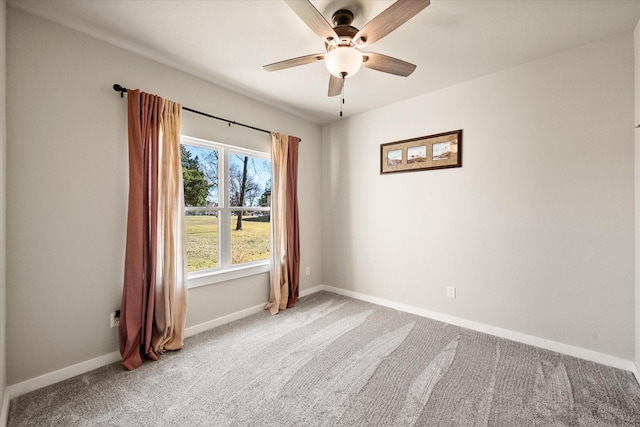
9, 0, 640, 124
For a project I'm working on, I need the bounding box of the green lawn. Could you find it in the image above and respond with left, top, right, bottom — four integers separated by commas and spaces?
185, 215, 270, 272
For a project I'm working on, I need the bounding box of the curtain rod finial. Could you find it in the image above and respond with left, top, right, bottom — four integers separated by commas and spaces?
113, 84, 127, 98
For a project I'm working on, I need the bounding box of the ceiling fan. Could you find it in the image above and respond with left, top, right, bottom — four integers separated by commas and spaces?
264, 0, 430, 97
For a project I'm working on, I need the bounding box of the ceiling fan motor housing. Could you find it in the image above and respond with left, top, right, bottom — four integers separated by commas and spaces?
328, 9, 359, 46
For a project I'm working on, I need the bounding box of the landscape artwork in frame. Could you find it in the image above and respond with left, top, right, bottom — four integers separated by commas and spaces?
380, 129, 463, 174
387, 149, 402, 167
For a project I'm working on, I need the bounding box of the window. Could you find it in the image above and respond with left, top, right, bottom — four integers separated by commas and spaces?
181, 135, 271, 287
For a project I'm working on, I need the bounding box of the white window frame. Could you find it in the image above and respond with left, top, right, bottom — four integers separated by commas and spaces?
182, 135, 271, 289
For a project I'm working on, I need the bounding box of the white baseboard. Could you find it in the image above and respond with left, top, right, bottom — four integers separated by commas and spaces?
7, 301, 269, 401
184, 302, 266, 338
8, 351, 121, 400
309, 285, 635, 373
633, 363, 640, 385
299, 285, 325, 298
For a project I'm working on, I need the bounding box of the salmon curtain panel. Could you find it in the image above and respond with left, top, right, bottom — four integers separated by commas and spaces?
119, 89, 188, 371
266, 133, 301, 315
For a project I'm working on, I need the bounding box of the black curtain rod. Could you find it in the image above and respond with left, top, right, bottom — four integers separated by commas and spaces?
113, 84, 271, 135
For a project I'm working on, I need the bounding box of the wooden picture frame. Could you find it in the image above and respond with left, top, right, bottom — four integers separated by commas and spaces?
380, 130, 463, 174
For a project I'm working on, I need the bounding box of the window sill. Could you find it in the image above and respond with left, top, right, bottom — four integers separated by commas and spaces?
187, 262, 270, 289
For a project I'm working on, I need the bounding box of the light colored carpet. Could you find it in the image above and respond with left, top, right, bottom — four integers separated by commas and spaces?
8, 291, 640, 426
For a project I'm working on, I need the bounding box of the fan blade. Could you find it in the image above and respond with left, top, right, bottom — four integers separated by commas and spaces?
354, 0, 430, 48
285, 0, 339, 44
263, 53, 325, 72
362, 52, 416, 77
328, 75, 343, 97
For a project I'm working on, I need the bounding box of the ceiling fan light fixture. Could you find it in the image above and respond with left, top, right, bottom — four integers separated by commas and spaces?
325, 47, 363, 78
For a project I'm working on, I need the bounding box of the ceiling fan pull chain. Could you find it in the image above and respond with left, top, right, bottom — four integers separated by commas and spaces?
340, 76, 345, 117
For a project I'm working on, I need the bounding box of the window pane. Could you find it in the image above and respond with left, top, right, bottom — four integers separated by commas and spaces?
231, 211, 270, 265
182, 144, 218, 207
185, 211, 219, 272
229, 154, 271, 208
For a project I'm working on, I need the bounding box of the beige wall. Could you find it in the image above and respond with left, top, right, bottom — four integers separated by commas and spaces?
6, 9, 323, 385
322, 32, 635, 359
635, 19, 640, 375
1, 0, 7, 410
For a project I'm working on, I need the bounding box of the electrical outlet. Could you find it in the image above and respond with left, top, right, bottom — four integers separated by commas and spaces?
110, 310, 120, 328
447, 286, 456, 299
306, 266, 311, 276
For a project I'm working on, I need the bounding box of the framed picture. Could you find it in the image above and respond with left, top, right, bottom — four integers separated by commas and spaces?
380, 130, 463, 174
